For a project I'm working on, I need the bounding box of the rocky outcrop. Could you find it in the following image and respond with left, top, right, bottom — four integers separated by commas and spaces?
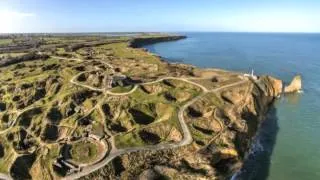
141, 84, 163, 94
284, 75, 302, 93
129, 35, 187, 48
257, 76, 283, 97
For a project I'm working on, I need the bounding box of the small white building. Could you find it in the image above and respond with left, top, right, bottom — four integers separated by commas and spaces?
244, 69, 258, 80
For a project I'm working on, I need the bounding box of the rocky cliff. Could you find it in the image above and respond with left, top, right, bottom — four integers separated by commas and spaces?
80, 75, 283, 180
129, 35, 187, 48
0, 34, 289, 180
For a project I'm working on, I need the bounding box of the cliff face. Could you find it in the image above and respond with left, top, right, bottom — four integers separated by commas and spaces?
80, 75, 283, 180
129, 35, 187, 48
257, 76, 283, 97
232, 76, 282, 166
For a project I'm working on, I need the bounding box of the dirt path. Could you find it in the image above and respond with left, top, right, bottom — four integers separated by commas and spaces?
0, 54, 247, 180
60, 56, 247, 180
0, 105, 44, 135
64, 76, 246, 179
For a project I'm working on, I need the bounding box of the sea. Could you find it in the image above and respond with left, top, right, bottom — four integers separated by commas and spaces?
143, 32, 320, 180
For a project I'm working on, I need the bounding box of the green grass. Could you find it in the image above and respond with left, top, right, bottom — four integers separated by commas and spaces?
0, 58, 64, 83
136, 80, 201, 105
204, 92, 224, 108
48, 144, 60, 159
96, 42, 163, 65
75, 48, 87, 56
0, 39, 12, 45
56, 48, 65, 54
59, 114, 79, 129
166, 109, 180, 129
70, 140, 99, 164
110, 85, 134, 93
41, 144, 61, 172
0, 135, 16, 174
114, 132, 145, 148
128, 87, 175, 109
89, 109, 103, 122
109, 79, 201, 148
114, 105, 180, 149
189, 125, 212, 143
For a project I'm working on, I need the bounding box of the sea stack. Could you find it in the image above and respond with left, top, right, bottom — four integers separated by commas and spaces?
284, 75, 302, 93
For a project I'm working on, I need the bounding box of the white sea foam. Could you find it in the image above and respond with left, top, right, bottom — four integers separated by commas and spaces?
231, 137, 265, 179
297, 89, 304, 93
231, 171, 240, 180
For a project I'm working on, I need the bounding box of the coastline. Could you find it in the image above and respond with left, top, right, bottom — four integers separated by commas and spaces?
129, 35, 187, 48
0, 34, 283, 179
135, 35, 282, 179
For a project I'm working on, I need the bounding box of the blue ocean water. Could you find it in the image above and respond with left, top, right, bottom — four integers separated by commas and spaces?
144, 32, 320, 180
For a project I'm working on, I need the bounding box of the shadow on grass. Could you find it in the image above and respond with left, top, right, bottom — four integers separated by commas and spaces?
10, 153, 36, 179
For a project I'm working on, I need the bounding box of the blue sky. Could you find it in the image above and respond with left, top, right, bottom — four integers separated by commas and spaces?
0, 0, 320, 33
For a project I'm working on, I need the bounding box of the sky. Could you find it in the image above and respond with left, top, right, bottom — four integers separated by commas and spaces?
0, 0, 320, 33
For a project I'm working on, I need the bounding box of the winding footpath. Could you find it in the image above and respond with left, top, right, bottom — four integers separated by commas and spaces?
0, 105, 44, 135
0, 54, 247, 180
65, 73, 246, 179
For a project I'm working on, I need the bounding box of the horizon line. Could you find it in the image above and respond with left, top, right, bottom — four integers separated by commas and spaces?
1, 31, 320, 35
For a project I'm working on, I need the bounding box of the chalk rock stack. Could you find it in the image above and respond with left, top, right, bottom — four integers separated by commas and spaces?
284, 75, 302, 93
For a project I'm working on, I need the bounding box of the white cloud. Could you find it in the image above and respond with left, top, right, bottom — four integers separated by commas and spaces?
0, 10, 36, 33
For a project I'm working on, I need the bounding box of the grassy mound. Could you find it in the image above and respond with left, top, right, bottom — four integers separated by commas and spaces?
70, 141, 99, 164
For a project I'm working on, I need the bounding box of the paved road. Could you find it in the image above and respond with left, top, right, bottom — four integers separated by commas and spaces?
0, 53, 247, 180
62, 55, 247, 179
64, 79, 246, 180
70, 74, 208, 96
63, 92, 203, 180
70, 72, 105, 92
